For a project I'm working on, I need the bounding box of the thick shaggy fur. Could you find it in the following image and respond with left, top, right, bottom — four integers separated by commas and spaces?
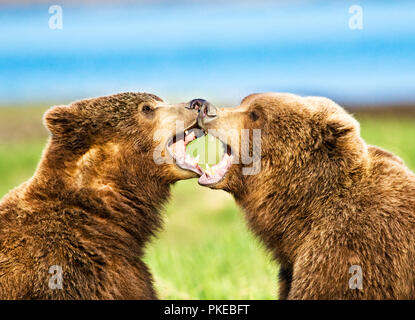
199, 93, 415, 299
0, 93, 197, 299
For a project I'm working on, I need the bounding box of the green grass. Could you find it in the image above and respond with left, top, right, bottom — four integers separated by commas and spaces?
186, 134, 225, 171
0, 140, 47, 196
357, 115, 415, 169
144, 180, 276, 299
0, 107, 414, 299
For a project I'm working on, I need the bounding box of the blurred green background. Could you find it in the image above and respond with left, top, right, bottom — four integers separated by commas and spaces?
1, 106, 414, 299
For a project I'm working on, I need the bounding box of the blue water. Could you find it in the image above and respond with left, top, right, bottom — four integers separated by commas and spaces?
0, 0, 414, 105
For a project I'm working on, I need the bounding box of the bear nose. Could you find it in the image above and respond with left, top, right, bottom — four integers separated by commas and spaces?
197, 100, 218, 126
201, 102, 217, 117
187, 99, 207, 111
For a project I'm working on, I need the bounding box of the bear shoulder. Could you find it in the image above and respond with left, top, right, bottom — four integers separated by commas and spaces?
368, 145, 405, 165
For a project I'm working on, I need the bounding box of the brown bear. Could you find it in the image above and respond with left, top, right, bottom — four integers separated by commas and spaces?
0, 92, 201, 299
187, 93, 415, 299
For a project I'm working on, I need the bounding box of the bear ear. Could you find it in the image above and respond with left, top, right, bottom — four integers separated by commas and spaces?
43, 105, 76, 136
322, 113, 358, 152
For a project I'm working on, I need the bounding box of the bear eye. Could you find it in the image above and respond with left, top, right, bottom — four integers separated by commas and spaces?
249, 111, 259, 121
141, 105, 153, 114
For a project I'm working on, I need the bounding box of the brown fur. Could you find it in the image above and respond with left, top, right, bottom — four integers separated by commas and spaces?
0, 92, 197, 299
199, 93, 415, 299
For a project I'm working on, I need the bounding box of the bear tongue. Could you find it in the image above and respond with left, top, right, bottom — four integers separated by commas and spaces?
172, 139, 186, 162
198, 153, 232, 185
199, 171, 222, 185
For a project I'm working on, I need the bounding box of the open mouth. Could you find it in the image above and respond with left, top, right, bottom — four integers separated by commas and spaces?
166, 124, 233, 185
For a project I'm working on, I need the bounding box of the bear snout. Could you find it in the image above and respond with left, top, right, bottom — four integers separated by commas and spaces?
197, 100, 218, 127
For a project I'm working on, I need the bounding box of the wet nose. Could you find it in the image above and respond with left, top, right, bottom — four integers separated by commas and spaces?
197, 100, 218, 126
201, 102, 217, 117
187, 99, 207, 111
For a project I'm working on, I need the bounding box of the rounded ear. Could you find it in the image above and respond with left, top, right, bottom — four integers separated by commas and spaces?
43, 105, 76, 136
322, 113, 360, 152
327, 113, 358, 137
241, 93, 261, 104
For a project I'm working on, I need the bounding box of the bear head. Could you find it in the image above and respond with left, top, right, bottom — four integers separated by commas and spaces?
42, 92, 200, 190
193, 93, 368, 198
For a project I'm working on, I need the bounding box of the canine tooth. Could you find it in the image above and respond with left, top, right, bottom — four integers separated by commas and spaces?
211, 167, 216, 175
207, 163, 216, 176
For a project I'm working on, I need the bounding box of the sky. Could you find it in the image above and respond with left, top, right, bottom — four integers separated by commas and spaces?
0, 0, 414, 105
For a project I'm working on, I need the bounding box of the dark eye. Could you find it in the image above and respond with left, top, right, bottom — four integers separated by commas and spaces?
142, 105, 153, 114
249, 111, 259, 121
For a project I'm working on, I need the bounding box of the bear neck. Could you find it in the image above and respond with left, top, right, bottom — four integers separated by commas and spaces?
233, 152, 369, 265
30, 140, 171, 254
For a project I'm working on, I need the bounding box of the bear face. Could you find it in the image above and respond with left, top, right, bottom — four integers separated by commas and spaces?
195, 92, 368, 196
42, 92, 200, 187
